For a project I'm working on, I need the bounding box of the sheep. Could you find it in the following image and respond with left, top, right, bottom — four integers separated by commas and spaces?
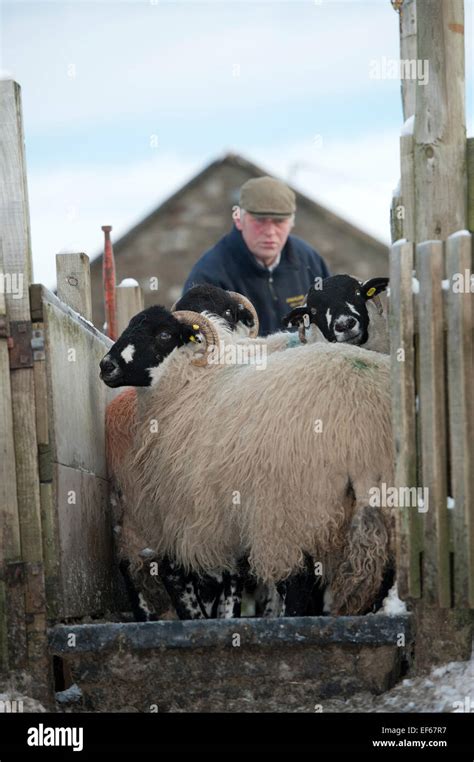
106, 277, 390, 619
105, 286, 260, 620
101, 307, 395, 617
283, 274, 389, 354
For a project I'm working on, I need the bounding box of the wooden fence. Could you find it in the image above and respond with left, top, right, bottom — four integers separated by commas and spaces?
390, 231, 474, 608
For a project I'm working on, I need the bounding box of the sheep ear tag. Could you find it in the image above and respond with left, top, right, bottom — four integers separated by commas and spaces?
303, 313, 310, 329
362, 277, 389, 300
189, 324, 204, 344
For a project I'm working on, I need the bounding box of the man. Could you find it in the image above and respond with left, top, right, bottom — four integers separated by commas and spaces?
183, 176, 330, 335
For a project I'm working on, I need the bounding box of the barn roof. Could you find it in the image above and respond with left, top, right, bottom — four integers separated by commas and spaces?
95, 152, 386, 259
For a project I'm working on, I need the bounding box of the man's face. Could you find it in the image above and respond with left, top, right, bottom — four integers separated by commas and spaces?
235, 211, 293, 263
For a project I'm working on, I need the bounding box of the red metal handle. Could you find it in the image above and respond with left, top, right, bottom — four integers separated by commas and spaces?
102, 225, 117, 341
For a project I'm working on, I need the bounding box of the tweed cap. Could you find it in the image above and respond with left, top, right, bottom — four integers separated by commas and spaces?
239, 176, 296, 218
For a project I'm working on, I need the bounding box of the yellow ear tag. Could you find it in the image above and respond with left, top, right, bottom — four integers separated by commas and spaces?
366, 287, 376, 297
189, 335, 196, 342
192, 324, 200, 330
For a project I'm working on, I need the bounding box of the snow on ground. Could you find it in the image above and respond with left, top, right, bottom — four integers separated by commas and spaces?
0, 692, 46, 713
321, 654, 474, 713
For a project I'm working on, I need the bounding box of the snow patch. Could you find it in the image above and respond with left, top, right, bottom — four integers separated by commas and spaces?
448, 229, 471, 240
118, 278, 140, 288
400, 114, 415, 137
401, 115, 415, 136
56, 683, 83, 706
56, 245, 84, 255
379, 584, 407, 616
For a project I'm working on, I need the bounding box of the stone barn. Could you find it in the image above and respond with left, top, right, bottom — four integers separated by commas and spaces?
89, 152, 388, 328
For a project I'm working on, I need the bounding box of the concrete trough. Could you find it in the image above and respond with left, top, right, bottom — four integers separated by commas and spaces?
49, 615, 413, 712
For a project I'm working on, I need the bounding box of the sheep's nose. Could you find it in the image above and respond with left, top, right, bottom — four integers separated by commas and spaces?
100, 357, 118, 376
334, 316, 357, 333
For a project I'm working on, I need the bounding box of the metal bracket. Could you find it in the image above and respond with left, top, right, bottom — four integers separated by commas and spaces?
31, 327, 45, 361
8, 321, 34, 369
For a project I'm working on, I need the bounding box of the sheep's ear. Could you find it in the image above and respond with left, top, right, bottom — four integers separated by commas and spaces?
239, 306, 256, 328
361, 277, 389, 300
282, 306, 311, 329
179, 323, 202, 345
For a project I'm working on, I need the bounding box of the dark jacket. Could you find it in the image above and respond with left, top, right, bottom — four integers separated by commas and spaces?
183, 226, 330, 336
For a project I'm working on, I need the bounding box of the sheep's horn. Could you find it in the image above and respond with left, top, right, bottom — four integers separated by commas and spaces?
226, 291, 259, 338
172, 310, 220, 366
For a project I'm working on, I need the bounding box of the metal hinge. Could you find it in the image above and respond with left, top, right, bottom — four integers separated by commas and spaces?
7, 321, 33, 369
7, 322, 44, 367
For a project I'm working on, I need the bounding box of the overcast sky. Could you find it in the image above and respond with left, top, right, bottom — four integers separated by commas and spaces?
1, 0, 473, 288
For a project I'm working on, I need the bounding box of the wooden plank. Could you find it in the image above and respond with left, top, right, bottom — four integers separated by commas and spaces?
445, 231, 474, 607
0, 80, 33, 320
0, 255, 21, 567
56, 252, 92, 321
389, 241, 421, 598
0, 581, 7, 672
416, 240, 450, 607
0, 80, 48, 693
399, 0, 417, 120
400, 134, 415, 243
414, 0, 466, 240
54, 464, 115, 618
116, 281, 144, 335
468, 137, 474, 233
36, 284, 121, 616
42, 288, 113, 479
390, 188, 404, 243
31, 315, 61, 618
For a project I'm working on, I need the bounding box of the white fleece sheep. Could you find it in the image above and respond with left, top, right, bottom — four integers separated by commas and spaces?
121, 316, 395, 617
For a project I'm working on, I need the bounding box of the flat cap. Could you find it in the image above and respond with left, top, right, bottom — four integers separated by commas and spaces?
239, 176, 296, 218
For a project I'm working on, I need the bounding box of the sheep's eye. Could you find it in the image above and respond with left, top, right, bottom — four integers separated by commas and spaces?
224, 309, 233, 319
158, 330, 172, 341
355, 289, 361, 296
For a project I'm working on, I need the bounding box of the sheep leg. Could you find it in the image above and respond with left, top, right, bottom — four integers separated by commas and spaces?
194, 572, 225, 618
158, 557, 208, 619
330, 503, 390, 616
277, 554, 316, 617
255, 583, 285, 617
119, 559, 150, 622
216, 570, 244, 618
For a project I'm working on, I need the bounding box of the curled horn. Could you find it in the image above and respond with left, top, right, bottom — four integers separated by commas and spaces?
226, 291, 259, 338
172, 310, 220, 366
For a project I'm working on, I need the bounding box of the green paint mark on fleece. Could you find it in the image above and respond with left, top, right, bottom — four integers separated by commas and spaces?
350, 358, 374, 371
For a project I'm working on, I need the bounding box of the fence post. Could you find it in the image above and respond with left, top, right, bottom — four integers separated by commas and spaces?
416, 240, 450, 607
445, 231, 474, 607
414, 0, 466, 240
56, 252, 93, 321
389, 240, 421, 599
116, 280, 144, 336
0, 79, 50, 701
0, 242, 22, 674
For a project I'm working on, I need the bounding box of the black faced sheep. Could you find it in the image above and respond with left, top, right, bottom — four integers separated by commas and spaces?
283, 275, 389, 354
105, 286, 260, 620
